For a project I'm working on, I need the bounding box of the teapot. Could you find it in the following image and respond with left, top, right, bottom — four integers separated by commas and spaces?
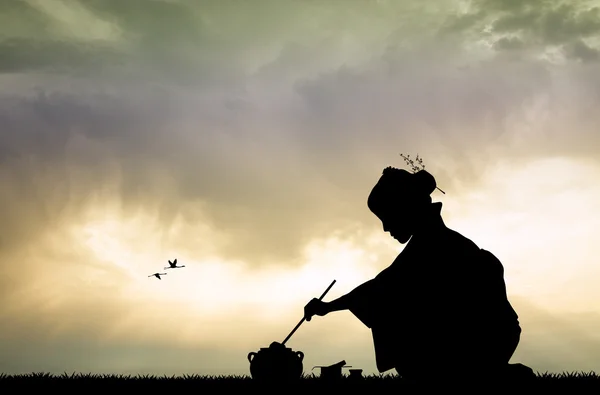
247, 341, 304, 382
247, 280, 336, 382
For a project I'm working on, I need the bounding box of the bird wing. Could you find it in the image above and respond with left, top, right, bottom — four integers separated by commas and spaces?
174, 259, 177, 264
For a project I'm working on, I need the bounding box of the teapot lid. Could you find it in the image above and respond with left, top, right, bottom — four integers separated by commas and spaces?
268, 341, 289, 349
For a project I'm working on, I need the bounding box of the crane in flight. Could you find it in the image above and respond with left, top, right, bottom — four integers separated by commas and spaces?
149, 272, 168, 280
164, 258, 185, 270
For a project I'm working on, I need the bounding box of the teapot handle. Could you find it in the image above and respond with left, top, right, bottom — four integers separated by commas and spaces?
248, 352, 257, 363
296, 351, 304, 361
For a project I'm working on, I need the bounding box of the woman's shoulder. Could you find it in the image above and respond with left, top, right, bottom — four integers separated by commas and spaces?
448, 231, 506, 274
440, 226, 481, 251
439, 228, 505, 268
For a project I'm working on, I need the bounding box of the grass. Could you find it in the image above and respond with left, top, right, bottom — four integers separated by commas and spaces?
1, 371, 598, 391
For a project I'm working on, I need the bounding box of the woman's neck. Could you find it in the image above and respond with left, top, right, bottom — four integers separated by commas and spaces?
413, 202, 446, 235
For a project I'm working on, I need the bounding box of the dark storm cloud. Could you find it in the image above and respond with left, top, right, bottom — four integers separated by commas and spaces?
493, 4, 600, 46
0, 0, 54, 38
440, 0, 600, 62
493, 36, 526, 51
0, 38, 124, 74
0, 0, 454, 84
0, 0, 249, 86
563, 39, 600, 62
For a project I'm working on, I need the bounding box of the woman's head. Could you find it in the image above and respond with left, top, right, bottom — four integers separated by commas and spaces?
367, 167, 437, 243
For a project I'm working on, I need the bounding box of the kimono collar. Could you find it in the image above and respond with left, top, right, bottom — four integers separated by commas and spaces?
412, 202, 446, 238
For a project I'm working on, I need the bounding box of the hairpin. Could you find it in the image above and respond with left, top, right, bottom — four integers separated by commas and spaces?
399, 153, 446, 194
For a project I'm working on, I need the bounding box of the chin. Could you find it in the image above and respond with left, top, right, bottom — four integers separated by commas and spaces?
393, 235, 411, 244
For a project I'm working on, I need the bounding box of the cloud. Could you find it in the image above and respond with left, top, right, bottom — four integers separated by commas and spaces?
0, 0, 462, 85
0, 0, 256, 86
0, 38, 125, 74
563, 39, 600, 62
493, 36, 526, 51
439, 0, 600, 62
4, 11, 600, 267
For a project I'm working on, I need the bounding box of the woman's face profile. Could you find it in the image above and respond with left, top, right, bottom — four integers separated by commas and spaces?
368, 167, 437, 244
379, 207, 415, 244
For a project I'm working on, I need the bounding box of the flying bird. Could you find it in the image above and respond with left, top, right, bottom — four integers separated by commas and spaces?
164, 258, 185, 269
149, 272, 168, 280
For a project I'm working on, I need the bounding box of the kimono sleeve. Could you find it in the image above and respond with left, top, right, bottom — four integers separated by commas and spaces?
347, 277, 387, 328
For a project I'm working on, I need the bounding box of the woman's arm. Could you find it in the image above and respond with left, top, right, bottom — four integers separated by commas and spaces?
325, 279, 377, 313
325, 263, 398, 313
323, 278, 384, 329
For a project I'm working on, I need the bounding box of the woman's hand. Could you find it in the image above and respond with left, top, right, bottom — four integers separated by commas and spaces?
304, 298, 330, 321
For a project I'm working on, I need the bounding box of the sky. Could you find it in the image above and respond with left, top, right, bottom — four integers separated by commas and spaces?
1, 0, 600, 376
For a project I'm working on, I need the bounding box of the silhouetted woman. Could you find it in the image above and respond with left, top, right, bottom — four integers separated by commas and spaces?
304, 167, 525, 384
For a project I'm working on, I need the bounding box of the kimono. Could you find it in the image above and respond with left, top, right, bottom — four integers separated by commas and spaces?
347, 207, 521, 378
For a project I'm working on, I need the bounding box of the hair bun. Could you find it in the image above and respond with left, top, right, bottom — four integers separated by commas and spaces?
413, 170, 437, 196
